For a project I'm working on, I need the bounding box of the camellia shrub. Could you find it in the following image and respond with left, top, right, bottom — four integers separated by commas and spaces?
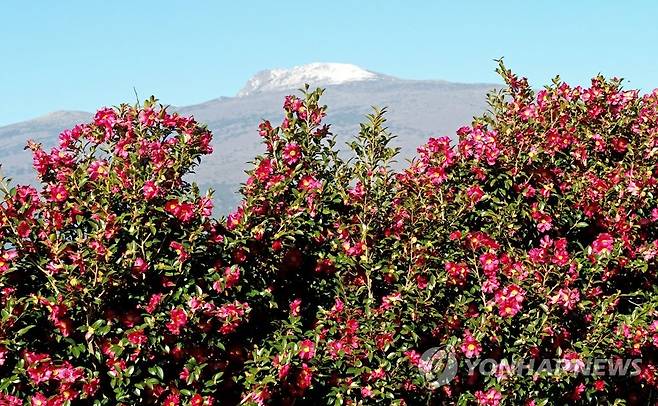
2, 64, 658, 405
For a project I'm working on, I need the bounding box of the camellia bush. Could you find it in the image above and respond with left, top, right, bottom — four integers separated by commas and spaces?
1, 63, 658, 405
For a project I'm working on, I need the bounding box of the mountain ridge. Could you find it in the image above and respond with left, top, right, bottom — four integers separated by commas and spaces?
0, 63, 500, 213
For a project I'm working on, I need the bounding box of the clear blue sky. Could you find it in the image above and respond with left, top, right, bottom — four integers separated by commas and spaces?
1, 1, 657, 125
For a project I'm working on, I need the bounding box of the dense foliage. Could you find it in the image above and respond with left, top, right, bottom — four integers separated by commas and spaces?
2, 64, 658, 405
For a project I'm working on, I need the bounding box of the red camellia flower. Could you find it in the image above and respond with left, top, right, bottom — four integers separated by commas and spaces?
460, 331, 482, 358
127, 329, 147, 346
282, 143, 302, 166
48, 184, 68, 203
131, 257, 148, 276
88, 159, 109, 181
298, 339, 315, 361
169, 241, 189, 262
466, 184, 485, 204
290, 298, 302, 317
298, 175, 321, 192
296, 363, 313, 391
479, 252, 499, 274
166, 308, 188, 335
475, 389, 503, 406
164, 199, 196, 223
142, 180, 160, 200
255, 158, 273, 182
591, 232, 615, 255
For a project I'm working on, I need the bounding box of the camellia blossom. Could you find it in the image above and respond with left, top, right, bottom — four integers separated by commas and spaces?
475, 389, 503, 406
165, 199, 196, 223
299, 175, 321, 192
255, 158, 273, 182
479, 252, 499, 275
87, 159, 109, 181
169, 241, 189, 262
282, 143, 302, 166
494, 284, 525, 318
562, 351, 585, 373
166, 308, 188, 335
550, 287, 580, 311
131, 257, 148, 276
48, 184, 68, 203
298, 339, 316, 361
142, 180, 160, 200
460, 331, 482, 358
466, 184, 485, 204
445, 261, 469, 286
591, 233, 615, 255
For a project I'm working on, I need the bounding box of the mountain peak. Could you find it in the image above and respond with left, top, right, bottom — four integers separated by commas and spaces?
237, 63, 383, 97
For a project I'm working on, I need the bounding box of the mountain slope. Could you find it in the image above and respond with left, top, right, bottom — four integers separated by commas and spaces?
0, 64, 498, 213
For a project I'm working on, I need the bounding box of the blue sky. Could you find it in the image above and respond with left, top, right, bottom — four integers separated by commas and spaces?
1, 1, 657, 125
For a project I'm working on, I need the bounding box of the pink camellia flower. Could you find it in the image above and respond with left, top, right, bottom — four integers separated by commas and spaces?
404, 350, 421, 366
282, 143, 302, 166
164, 199, 196, 223
17, 221, 31, 238
479, 252, 499, 275
48, 184, 68, 203
460, 331, 482, 358
290, 298, 302, 317
131, 258, 148, 276
550, 287, 580, 311
258, 120, 272, 138
296, 363, 313, 390
0, 250, 18, 273
169, 241, 189, 262
299, 175, 321, 192
142, 180, 160, 200
298, 339, 316, 361
494, 284, 525, 318
224, 266, 241, 290
31, 393, 49, 406
166, 308, 188, 336
562, 351, 585, 373
520, 104, 538, 121
426, 166, 447, 185
552, 238, 570, 266
94, 107, 117, 132
0, 346, 7, 366
226, 206, 244, 230
83, 378, 100, 396
127, 329, 147, 346
145, 293, 163, 314
179, 367, 190, 381
475, 388, 502, 406
199, 196, 213, 217
348, 181, 365, 200
163, 392, 180, 406
381, 292, 402, 310
591, 233, 614, 255
445, 261, 469, 286
532, 211, 553, 232
138, 108, 156, 126
254, 158, 273, 182
88, 159, 109, 181
466, 184, 485, 204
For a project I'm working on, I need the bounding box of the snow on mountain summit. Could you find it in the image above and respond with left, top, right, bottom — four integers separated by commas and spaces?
237, 63, 383, 97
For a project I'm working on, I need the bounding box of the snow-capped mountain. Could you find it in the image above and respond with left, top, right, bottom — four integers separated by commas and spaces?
237, 63, 385, 97
0, 63, 499, 213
